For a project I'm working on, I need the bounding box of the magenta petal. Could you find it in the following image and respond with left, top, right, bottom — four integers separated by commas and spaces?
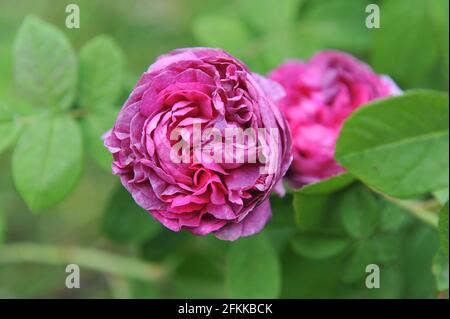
207, 203, 236, 220
225, 166, 260, 190
214, 199, 272, 241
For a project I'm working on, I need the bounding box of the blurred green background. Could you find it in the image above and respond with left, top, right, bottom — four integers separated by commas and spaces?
0, 0, 448, 298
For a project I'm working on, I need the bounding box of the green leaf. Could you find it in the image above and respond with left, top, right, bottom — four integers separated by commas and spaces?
193, 15, 251, 55
291, 233, 350, 259
13, 16, 77, 110
0, 102, 22, 154
379, 200, 409, 232
226, 234, 281, 298
79, 36, 125, 109
175, 252, 224, 298
12, 115, 83, 211
370, 233, 402, 264
78, 36, 123, 170
296, 173, 354, 195
432, 248, 449, 292
339, 186, 379, 239
336, 91, 449, 198
102, 185, 161, 244
438, 202, 449, 257
82, 108, 117, 170
366, 264, 404, 298
371, 0, 448, 88
293, 174, 354, 232
266, 194, 297, 252
402, 224, 440, 298
293, 188, 350, 233
293, 193, 330, 231
281, 249, 345, 298
434, 188, 449, 205
342, 242, 376, 283
340, 236, 403, 290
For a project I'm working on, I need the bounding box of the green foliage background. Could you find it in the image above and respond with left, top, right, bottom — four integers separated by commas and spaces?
0, 0, 448, 298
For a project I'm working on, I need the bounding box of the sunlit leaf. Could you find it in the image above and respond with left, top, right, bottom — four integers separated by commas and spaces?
336, 91, 449, 198
0, 102, 22, 154
12, 115, 83, 211
79, 35, 125, 109
13, 16, 77, 110
81, 108, 117, 171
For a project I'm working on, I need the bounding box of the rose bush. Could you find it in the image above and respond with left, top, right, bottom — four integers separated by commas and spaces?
104, 47, 291, 240
269, 50, 401, 187
2, 5, 448, 299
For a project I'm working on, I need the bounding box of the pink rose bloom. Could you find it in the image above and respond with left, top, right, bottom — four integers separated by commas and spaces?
269, 50, 401, 187
104, 48, 291, 241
